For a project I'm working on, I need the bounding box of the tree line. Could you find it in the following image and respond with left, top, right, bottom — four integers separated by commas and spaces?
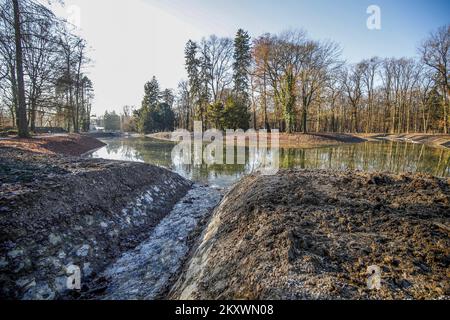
0, 0, 93, 137
118, 76, 174, 134
5, 1, 445, 137
166, 25, 448, 134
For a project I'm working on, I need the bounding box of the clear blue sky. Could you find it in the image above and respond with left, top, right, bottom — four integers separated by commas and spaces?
149, 0, 450, 62
51, 0, 450, 115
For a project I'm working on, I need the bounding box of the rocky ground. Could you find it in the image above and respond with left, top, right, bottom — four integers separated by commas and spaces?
170, 169, 450, 300
0, 146, 192, 299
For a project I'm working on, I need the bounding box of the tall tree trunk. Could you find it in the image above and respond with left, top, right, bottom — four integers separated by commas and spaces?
443, 83, 448, 134
12, 0, 29, 138
30, 98, 37, 132
352, 105, 358, 133
263, 73, 270, 132
302, 104, 307, 134
9, 65, 17, 128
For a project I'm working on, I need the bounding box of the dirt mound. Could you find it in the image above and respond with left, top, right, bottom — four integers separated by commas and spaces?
0, 134, 106, 156
170, 170, 450, 300
279, 133, 366, 148
0, 148, 191, 299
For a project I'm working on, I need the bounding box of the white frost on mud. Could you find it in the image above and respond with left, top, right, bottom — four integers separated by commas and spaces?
97, 185, 222, 300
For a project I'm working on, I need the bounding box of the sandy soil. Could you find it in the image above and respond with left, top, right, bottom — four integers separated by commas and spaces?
0, 134, 106, 156
149, 132, 366, 148
170, 169, 450, 300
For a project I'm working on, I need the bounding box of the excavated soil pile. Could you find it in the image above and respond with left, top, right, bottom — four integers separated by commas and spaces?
171, 169, 449, 300
0, 134, 106, 156
0, 147, 191, 299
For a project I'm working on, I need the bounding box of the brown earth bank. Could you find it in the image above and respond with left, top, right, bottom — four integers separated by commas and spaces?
170, 169, 450, 300
149, 132, 366, 148
353, 133, 450, 149
0, 146, 191, 299
0, 134, 106, 156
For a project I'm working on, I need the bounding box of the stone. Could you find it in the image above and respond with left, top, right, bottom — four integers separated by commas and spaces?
23, 282, 55, 300
0, 257, 9, 269
85, 215, 94, 226
49, 233, 62, 245
54, 276, 68, 292
83, 263, 93, 277
16, 277, 36, 290
76, 244, 90, 257
7, 248, 24, 259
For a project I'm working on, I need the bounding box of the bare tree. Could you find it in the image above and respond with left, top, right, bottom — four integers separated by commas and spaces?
419, 25, 450, 133
200, 35, 234, 103
360, 57, 380, 132
0, 0, 93, 134
298, 39, 342, 133
341, 63, 364, 133
12, 0, 29, 137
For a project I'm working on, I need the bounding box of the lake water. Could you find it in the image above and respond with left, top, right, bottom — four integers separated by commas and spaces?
89, 137, 450, 188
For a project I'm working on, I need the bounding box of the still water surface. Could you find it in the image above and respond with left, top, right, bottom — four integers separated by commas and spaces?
89, 137, 450, 187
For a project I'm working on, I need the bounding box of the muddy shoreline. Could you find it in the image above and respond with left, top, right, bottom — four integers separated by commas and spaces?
148, 131, 366, 148
149, 131, 450, 150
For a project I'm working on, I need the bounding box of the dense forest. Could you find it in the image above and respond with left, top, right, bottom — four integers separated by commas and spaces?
0, 0, 93, 137
1, 0, 448, 136
128, 24, 449, 135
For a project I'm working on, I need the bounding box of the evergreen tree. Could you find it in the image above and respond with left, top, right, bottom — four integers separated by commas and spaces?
104, 111, 121, 131
155, 102, 175, 131
142, 76, 160, 109
185, 40, 206, 128
135, 76, 176, 133
223, 95, 251, 130
136, 106, 155, 133
185, 40, 201, 104
161, 89, 175, 108
233, 29, 252, 101
207, 101, 225, 129
137, 76, 160, 133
